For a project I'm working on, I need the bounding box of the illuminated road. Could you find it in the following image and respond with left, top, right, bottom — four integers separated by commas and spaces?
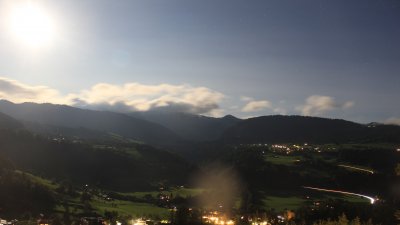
303, 186, 376, 204
338, 164, 374, 174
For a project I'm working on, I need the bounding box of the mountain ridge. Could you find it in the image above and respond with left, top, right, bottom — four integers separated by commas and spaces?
220, 115, 400, 144
128, 111, 241, 141
0, 100, 183, 146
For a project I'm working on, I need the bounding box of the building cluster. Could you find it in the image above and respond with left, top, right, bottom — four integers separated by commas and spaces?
202, 211, 235, 225
270, 143, 326, 154
243, 143, 332, 154
0, 219, 15, 225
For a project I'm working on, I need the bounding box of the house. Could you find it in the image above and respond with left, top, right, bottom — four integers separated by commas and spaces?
37, 218, 50, 225
0, 219, 14, 225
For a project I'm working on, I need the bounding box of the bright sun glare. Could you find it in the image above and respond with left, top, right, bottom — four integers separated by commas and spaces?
8, 3, 55, 47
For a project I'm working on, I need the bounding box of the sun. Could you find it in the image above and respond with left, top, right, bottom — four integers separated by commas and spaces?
8, 3, 55, 47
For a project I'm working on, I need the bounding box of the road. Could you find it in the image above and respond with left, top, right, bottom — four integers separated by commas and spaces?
338, 164, 374, 174
303, 186, 376, 204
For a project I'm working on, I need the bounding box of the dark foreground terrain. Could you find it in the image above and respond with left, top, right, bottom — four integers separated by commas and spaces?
0, 102, 399, 225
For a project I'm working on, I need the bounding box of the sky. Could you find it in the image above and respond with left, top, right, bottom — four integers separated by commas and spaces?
0, 0, 399, 124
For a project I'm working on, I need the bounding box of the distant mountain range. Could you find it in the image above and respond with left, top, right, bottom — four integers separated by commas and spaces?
220, 115, 400, 144
0, 100, 241, 144
0, 100, 182, 146
128, 111, 241, 141
1, 100, 399, 146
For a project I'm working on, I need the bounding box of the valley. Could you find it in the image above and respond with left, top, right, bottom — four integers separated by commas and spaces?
0, 103, 399, 224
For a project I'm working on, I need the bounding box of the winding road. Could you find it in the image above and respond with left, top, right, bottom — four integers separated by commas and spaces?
338, 164, 374, 174
303, 186, 376, 204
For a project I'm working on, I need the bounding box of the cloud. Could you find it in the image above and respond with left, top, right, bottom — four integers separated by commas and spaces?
0, 77, 63, 103
385, 117, 400, 126
240, 96, 254, 102
273, 107, 287, 115
297, 95, 354, 116
0, 76, 225, 115
67, 82, 225, 115
242, 100, 271, 112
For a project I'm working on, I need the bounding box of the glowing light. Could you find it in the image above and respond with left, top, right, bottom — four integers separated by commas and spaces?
8, 2, 55, 47
227, 220, 235, 225
303, 186, 376, 204
338, 164, 374, 174
203, 214, 235, 225
133, 219, 147, 225
251, 221, 269, 225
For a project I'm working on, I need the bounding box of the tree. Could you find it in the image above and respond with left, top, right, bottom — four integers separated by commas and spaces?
104, 210, 119, 225
395, 163, 400, 176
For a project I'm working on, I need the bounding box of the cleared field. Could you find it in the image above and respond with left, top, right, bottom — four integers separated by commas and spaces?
261, 188, 371, 213
263, 196, 306, 211
125, 187, 204, 199
338, 164, 374, 174
92, 199, 170, 218
15, 170, 58, 190
338, 194, 371, 204
264, 154, 304, 166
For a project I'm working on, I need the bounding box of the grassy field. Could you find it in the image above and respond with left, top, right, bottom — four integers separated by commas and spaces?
124, 187, 204, 199
265, 154, 304, 166
123, 147, 142, 159
338, 143, 398, 150
261, 188, 371, 213
171, 187, 204, 197
17, 171, 195, 219
91, 198, 170, 218
338, 164, 375, 174
19, 172, 170, 218
54, 196, 171, 219
323, 193, 371, 204
263, 196, 307, 211
15, 170, 58, 190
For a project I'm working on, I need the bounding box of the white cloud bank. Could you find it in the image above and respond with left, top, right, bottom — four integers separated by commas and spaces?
385, 117, 400, 126
0, 76, 224, 115
240, 96, 271, 113
0, 77, 359, 118
242, 100, 271, 112
240, 96, 288, 114
69, 82, 225, 115
0, 77, 64, 103
297, 95, 354, 116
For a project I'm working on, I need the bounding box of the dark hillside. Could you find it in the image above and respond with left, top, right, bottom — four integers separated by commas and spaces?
220, 115, 400, 143
0, 111, 23, 130
0, 100, 182, 146
0, 129, 194, 191
129, 111, 241, 141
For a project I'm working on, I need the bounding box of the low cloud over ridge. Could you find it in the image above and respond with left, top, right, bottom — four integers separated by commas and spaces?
0, 77, 360, 118
69, 82, 224, 115
241, 100, 271, 112
0, 76, 224, 115
385, 117, 400, 126
0, 77, 63, 103
297, 95, 354, 116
